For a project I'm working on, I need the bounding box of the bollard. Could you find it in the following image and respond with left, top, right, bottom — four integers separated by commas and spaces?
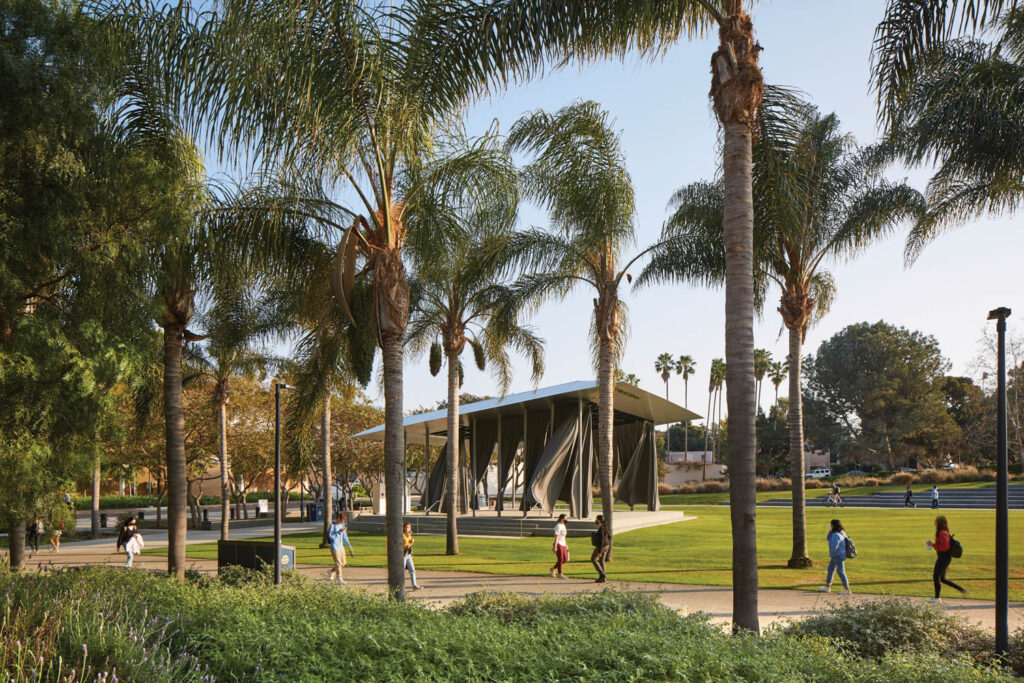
100, 513, 107, 528
203, 508, 209, 523
230, 508, 236, 520
138, 511, 145, 521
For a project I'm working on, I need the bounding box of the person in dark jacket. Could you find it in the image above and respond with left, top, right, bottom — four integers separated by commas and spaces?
926, 515, 967, 601
26, 516, 43, 553
591, 515, 611, 583
904, 485, 914, 508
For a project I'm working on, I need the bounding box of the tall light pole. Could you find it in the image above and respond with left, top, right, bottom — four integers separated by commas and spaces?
988, 307, 1011, 656
274, 382, 294, 586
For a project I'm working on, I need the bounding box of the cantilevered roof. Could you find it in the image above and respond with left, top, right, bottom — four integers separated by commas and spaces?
352, 380, 702, 445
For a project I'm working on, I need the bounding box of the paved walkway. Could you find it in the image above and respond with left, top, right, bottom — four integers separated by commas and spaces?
11, 522, 1023, 633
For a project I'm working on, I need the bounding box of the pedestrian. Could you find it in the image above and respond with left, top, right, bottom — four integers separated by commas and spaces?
549, 513, 569, 579
64, 492, 73, 509
116, 517, 143, 568
927, 515, 967, 602
831, 482, 842, 505
817, 519, 851, 594
931, 485, 939, 509
49, 521, 64, 552
27, 516, 43, 553
326, 512, 355, 584
904, 485, 914, 508
402, 522, 422, 590
591, 514, 610, 583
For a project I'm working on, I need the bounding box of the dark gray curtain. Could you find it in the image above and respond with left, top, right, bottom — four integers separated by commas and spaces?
496, 415, 523, 513
426, 438, 472, 514
529, 415, 578, 514
519, 410, 550, 511
471, 419, 499, 509
557, 405, 593, 518
615, 421, 660, 510
614, 421, 646, 481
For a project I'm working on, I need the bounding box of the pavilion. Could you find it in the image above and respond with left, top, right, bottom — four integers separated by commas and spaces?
352, 380, 701, 519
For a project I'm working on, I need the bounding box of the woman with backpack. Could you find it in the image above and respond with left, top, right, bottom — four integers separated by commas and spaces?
116, 517, 143, 568
817, 519, 851, 594
590, 514, 610, 583
927, 515, 967, 601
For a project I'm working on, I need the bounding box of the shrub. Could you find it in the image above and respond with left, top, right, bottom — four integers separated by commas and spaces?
695, 481, 726, 494
805, 479, 823, 489
862, 477, 881, 487
918, 469, 954, 484
673, 483, 696, 495
658, 482, 674, 495
889, 472, 919, 486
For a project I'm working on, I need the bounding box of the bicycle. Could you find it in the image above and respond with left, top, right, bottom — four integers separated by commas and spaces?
824, 494, 846, 507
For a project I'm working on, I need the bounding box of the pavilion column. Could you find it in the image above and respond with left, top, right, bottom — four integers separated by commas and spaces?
521, 405, 528, 518
577, 397, 583, 519
424, 423, 430, 515
496, 413, 503, 518
549, 402, 555, 518
471, 417, 477, 517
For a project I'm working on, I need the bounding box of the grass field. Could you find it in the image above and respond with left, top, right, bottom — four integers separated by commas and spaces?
149, 505, 1024, 601
658, 480, 1022, 506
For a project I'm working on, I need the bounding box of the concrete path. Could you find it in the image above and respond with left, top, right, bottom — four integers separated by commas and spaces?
10, 521, 1023, 633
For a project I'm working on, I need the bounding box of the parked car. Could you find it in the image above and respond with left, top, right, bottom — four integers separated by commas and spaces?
806, 468, 832, 479
942, 463, 959, 470
899, 467, 918, 473
845, 469, 866, 476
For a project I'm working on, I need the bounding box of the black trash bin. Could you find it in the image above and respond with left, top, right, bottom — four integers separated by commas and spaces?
138, 511, 145, 521
305, 502, 322, 522
99, 513, 107, 528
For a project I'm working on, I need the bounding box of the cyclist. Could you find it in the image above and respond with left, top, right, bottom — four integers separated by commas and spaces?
830, 482, 842, 506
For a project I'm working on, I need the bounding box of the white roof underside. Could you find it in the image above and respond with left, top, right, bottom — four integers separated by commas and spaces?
352, 380, 702, 445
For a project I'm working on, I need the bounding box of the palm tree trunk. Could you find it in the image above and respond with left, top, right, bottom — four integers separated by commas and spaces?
7, 520, 26, 571
722, 117, 760, 633
598, 337, 615, 553
381, 331, 406, 599
163, 322, 187, 580
321, 392, 333, 547
218, 399, 230, 541
445, 351, 461, 555
684, 378, 690, 457
703, 389, 713, 481
91, 452, 100, 539
787, 325, 811, 567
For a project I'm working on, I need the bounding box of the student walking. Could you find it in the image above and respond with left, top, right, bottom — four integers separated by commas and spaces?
402, 522, 422, 590
817, 519, 851, 594
27, 517, 43, 553
931, 485, 939, 509
49, 521, 64, 552
904, 485, 914, 508
591, 514, 611, 583
550, 513, 569, 579
326, 512, 355, 584
927, 515, 967, 602
116, 517, 143, 568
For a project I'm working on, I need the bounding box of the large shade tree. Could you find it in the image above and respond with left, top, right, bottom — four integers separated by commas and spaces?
640, 95, 924, 567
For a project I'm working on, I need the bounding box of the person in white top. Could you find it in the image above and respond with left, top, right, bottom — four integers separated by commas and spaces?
549, 513, 569, 578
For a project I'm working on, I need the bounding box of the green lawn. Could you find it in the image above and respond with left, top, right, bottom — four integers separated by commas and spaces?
150, 505, 1024, 601
658, 480, 1020, 506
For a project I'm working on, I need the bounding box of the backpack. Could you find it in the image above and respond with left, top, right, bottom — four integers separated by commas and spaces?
950, 536, 963, 559
591, 530, 601, 547
844, 536, 857, 559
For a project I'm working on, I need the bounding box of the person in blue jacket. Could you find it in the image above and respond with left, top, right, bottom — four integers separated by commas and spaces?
327, 512, 355, 584
817, 519, 851, 594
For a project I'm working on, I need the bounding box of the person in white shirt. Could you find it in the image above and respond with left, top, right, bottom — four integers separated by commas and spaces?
549, 513, 569, 578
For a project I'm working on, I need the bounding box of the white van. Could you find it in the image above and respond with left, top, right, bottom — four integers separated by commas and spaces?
806, 468, 832, 479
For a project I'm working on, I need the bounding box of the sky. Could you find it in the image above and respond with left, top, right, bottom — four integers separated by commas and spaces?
225, 1, 1021, 419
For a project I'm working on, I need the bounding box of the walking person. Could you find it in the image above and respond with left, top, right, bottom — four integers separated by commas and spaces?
402, 522, 422, 590
591, 514, 611, 583
549, 513, 569, 579
26, 516, 43, 553
931, 485, 939, 509
326, 512, 355, 584
904, 485, 914, 508
116, 517, 143, 568
927, 515, 967, 602
817, 519, 852, 594
49, 521, 64, 552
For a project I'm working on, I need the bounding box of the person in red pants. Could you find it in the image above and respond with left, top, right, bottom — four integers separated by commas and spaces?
549, 513, 569, 578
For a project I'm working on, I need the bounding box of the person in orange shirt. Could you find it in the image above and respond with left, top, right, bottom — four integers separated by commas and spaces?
402, 522, 422, 590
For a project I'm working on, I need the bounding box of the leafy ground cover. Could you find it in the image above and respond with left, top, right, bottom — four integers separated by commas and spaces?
1, 567, 1017, 681
153, 506, 1024, 601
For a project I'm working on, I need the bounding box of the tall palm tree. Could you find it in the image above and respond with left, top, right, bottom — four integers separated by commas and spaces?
703, 358, 726, 480
505, 101, 681, 551
676, 355, 696, 455
640, 95, 924, 568
406, 147, 543, 556
655, 352, 676, 400
874, 3, 1024, 260
754, 349, 771, 412
768, 360, 787, 407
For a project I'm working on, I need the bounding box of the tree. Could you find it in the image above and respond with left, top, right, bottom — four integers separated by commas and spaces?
754, 349, 771, 411
505, 101, 680, 554
703, 358, 726, 481
640, 96, 923, 568
676, 355, 696, 455
615, 370, 642, 386
655, 352, 676, 400
768, 360, 787, 407
804, 322, 960, 468
406, 148, 543, 555
874, 1, 1023, 260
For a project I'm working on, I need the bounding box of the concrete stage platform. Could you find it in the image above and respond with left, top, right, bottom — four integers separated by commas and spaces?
348, 509, 696, 538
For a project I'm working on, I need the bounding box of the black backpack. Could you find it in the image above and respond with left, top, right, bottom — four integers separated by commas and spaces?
950, 536, 963, 559
591, 530, 601, 547
844, 536, 857, 559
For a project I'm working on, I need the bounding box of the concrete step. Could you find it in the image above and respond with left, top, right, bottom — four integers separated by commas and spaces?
348, 514, 595, 537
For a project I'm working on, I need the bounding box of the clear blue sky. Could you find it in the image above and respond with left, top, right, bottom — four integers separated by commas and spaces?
234, 1, 1020, 418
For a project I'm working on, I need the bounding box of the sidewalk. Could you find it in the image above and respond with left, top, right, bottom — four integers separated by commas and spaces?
12, 523, 1023, 633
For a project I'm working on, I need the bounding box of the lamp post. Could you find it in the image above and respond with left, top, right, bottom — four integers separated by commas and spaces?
987, 307, 1011, 656
274, 382, 294, 585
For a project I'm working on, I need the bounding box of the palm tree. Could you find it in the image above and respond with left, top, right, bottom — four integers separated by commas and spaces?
676, 355, 696, 456
754, 349, 771, 412
505, 101, 681, 552
655, 352, 676, 400
640, 94, 924, 568
874, 3, 1024, 261
406, 150, 543, 556
768, 360, 787, 407
703, 358, 726, 480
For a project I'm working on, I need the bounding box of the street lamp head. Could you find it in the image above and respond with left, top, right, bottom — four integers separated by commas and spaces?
988, 307, 1012, 321
276, 382, 295, 390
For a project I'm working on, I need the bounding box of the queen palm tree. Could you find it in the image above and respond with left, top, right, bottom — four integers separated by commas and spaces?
705, 358, 726, 480
676, 355, 696, 455
406, 146, 543, 556
768, 360, 787, 407
505, 101, 683, 551
655, 352, 676, 400
640, 94, 924, 567
874, 3, 1024, 260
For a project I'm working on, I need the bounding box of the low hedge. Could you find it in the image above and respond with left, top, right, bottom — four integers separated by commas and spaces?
0, 568, 1015, 682
71, 491, 306, 510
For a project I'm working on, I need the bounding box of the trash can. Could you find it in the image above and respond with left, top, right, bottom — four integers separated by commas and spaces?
99, 513, 107, 528
137, 511, 146, 521
217, 540, 296, 572
305, 502, 322, 522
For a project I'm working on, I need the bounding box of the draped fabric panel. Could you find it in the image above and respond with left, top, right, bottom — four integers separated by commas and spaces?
519, 410, 550, 511
615, 421, 660, 510
528, 415, 578, 514
425, 439, 471, 514
558, 405, 593, 518
471, 420, 498, 486
496, 415, 523, 513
